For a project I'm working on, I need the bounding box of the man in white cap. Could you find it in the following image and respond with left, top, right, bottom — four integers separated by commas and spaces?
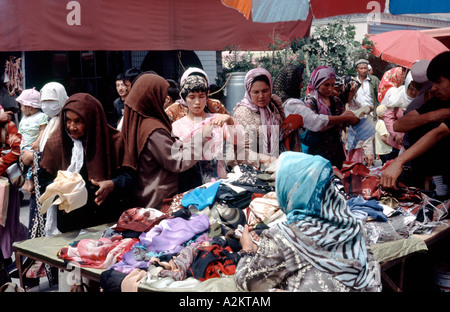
354, 59, 380, 121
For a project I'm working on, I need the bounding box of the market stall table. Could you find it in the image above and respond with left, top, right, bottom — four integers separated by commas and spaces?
12, 220, 450, 292
12, 223, 113, 291
371, 219, 450, 292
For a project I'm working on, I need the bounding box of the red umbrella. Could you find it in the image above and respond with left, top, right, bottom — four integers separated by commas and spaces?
366, 30, 450, 69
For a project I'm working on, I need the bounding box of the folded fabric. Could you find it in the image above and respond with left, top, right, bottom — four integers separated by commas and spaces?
139, 214, 210, 254
39, 170, 88, 215
57, 236, 139, 269
181, 181, 221, 210
348, 195, 388, 222
113, 207, 167, 232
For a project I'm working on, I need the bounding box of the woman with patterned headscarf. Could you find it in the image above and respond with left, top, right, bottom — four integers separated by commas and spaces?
233, 68, 285, 168
172, 75, 238, 189
303, 66, 359, 169
164, 67, 229, 123
235, 151, 381, 292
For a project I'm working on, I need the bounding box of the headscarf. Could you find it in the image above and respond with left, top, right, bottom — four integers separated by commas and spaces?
121, 73, 171, 170
39, 82, 68, 152
380, 70, 413, 110
306, 66, 336, 115
234, 68, 284, 155
40, 93, 126, 181
275, 151, 381, 291
377, 67, 404, 103
180, 75, 208, 101
178, 67, 209, 106
272, 64, 304, 103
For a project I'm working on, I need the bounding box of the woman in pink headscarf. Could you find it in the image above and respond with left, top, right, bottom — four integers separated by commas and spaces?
303, 66, 359, 169
233, 68, 285, 168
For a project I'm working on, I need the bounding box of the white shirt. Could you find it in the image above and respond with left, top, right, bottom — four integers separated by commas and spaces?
355, 75, 374, 108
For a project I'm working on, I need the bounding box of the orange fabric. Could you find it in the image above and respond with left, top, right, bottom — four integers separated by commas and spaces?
221, 0, 253, 19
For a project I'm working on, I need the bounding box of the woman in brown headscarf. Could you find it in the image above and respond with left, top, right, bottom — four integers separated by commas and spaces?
39, 93, 135, 233
121, 73, 205, 209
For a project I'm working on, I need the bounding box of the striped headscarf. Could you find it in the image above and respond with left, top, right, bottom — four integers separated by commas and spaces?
275, 151, 381, 291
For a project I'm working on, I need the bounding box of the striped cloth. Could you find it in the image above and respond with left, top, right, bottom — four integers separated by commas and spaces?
275, 152, 381, 291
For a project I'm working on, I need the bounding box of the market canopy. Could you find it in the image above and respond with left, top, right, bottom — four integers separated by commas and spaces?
389, 0, 450, 15
0, 0, 384, 52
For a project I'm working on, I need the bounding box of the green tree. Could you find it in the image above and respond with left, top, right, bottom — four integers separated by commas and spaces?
291, 18, 372, 81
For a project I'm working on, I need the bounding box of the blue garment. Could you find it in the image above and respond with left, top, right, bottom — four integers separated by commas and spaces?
347, 118, 375, 151
181, 181, 222, 210
348, 195, 388, 222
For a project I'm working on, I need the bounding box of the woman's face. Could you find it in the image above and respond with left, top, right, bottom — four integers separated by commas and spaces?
318, 78, 336, 98
250, 80, 271, 108
186, 91, 207, 117
65, 110, 86, 140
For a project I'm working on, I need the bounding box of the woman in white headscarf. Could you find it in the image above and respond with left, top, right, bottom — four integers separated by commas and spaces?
18, 82, 68, 286
382, 71, 420, 158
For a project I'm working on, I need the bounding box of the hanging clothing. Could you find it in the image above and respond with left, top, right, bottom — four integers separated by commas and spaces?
0, 118, 26, 259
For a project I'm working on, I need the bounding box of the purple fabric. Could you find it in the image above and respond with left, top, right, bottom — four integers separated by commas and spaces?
0, 187, 28, 259
139, 214, 210, 254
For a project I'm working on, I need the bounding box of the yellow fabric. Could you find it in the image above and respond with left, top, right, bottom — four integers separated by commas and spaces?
39, 170, 88, 215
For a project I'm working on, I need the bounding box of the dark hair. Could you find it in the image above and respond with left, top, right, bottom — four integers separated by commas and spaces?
209, 84, 224, 100
166, 79, 180, 101
427, 51, 450, 82
124, 67, 143, 84
252, 75, 271, 88
116, 73, 124, 81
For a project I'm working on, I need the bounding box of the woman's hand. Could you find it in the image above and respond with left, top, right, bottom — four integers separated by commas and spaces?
20, 150, 34, 167
91, 179, 115, 205
341, 111, 360, 126
240, 225, 260, 253
209, 114, 234, 127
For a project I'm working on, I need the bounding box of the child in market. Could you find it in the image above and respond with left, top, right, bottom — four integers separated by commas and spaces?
15, 88, 49, 193
375, 104, 393, 165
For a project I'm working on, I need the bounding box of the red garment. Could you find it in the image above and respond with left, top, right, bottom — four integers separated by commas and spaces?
188, 245, 238, 281
0, 120, 21, 176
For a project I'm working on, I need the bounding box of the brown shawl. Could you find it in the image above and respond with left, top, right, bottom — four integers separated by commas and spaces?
121, 73, 171, 170
40, 93, 126, 181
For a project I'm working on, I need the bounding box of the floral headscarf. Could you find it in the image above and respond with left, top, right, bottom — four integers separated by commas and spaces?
306, 66, 336, 115
377, 67, 404, 103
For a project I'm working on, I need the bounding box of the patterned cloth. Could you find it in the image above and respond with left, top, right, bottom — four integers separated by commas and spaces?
275, 152, 381, 291
346, 118, 376, 151
377, 67, 404, 103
